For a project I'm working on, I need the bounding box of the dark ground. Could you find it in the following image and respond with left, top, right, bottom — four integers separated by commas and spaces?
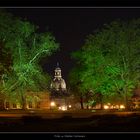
0, 110, 140, 132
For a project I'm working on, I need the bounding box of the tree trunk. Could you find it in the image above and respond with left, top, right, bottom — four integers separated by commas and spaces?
0, 99, 5, 110
101, 102, 104, 110
21, 94, 26, 110
100, 95, 103, 109
123, 86, 129, 111
80, 96, 84, 109
20, 86, 26, 110
22, 95, 27, 110
124, 91, 129, 111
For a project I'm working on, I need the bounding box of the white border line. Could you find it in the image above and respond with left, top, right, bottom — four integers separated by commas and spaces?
0, 7, 140, 8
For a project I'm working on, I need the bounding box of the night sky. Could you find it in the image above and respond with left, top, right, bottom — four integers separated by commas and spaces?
5, 8, 140, 82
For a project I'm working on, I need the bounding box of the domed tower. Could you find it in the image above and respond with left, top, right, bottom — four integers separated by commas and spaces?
50, 63, 66, 92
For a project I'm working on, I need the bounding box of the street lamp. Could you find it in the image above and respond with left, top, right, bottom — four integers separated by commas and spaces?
50, 101, 56, 109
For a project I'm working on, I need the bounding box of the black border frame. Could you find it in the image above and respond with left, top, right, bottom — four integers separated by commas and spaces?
0, 0, 140, 7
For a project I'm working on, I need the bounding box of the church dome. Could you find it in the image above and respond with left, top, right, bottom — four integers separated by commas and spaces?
50, 63, 66, 92
51, 78, 66, 91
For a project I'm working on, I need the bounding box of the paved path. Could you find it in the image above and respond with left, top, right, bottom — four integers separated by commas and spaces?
0, 110, 140, 132
0, 110, 140, 118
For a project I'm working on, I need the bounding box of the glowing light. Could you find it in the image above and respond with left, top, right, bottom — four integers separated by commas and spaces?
58, 107, 61, 110
58, 106, 67, 111
116, 105, 119, 109
113, 106, 116, 109
50, 101, 56, 107
89, 106, 91, 109
68, 105, 71, 108
120, 105, 125, 109
61, 106, 67, 111
104, 105, 109, 109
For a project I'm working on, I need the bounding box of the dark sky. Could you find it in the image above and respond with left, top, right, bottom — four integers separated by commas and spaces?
5, 8, 140, 82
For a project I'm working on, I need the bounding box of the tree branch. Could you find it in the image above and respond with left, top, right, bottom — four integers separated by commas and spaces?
29, 49, 49, 64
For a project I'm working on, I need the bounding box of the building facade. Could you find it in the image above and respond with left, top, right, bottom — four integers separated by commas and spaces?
50, 63, 71, 110
0, 91, 50, 110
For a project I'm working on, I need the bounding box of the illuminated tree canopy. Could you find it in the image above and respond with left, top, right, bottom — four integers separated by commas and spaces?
0, 10, 59, 109
69, 19, 140, 109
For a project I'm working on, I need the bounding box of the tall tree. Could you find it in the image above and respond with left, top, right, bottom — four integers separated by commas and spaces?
69, 19, 140, 110
0, 10, 59, 109
95, 20, 140, 109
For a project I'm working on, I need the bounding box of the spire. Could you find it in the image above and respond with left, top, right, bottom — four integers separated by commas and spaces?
56, 62, 59, 68
54, 62, 61, 78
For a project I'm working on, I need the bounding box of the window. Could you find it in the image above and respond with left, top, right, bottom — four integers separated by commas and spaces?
6, 102, 10, 108
13, 103, 17, 108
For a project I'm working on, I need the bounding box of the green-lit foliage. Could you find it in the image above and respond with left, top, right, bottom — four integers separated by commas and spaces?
69, 19, 140, 109
0, 42, 12, 82
0, 10, 59, 109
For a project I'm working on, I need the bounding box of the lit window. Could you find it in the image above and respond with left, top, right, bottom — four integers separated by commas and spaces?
104, 105, 109, 109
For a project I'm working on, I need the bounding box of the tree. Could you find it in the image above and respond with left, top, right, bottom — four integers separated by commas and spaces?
69, 19, 140, 110
0, 10, 59, 109
68, 66, 86, 109
94, 20, 140, 109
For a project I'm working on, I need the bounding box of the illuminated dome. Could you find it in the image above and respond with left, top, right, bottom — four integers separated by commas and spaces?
50, 63, 66, 91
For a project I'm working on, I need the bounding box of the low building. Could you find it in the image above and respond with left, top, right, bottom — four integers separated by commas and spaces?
0, 91, 50, 110
131, 88, 140, 109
